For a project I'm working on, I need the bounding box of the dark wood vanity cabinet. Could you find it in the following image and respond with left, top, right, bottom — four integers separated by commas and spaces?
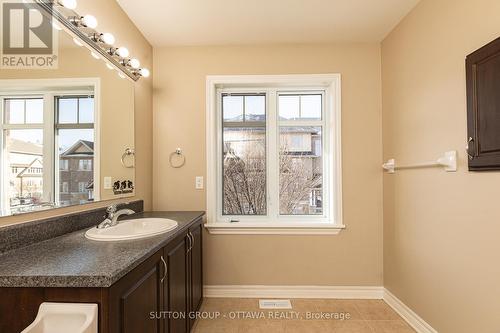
466, 37, 500, 170
163, 234, 189, 333
109, 219, 204, 333
163, 220, 204, 333
0, 218, 204, 333
108, 250, 164, 333
187, 222, 203, 330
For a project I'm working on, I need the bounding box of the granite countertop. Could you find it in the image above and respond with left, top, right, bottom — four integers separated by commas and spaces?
0, 211, 204, 288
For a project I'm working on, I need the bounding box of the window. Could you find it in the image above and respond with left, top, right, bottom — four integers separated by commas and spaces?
2, 98, 45, 211
0, 89, 96, 214
78, 182, 87, 193
78, 159, 92, 171
4, 98, 44, 124
222, 94, 267, 215
59, 159, 68, 170
55, 96, 95, 205
206, 75, 343, 235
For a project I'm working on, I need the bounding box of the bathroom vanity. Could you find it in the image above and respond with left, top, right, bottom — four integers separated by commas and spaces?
0, 1, 197, 332
0, 207, 204, 333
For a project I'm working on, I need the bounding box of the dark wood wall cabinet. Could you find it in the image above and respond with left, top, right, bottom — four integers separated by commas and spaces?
466, 37, 500, 170
0, 218, 203, 333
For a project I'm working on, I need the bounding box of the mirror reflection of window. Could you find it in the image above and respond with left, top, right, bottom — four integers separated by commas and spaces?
0, 92, 95, 214
2, 98, 45, 213
56, 96, 95, 206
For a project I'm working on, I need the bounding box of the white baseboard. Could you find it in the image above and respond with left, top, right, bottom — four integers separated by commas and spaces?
204, 285, 384, 299
383, 289, 438, 333
203, 285, 438, 333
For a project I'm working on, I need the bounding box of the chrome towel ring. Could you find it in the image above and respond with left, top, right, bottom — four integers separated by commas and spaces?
121, 148, 135, 168
169, 148, 186, 168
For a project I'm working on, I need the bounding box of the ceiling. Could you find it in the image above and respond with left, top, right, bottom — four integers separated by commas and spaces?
116, 0, 420, 47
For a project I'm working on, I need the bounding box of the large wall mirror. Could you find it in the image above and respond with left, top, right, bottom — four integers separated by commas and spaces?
0, 16, 135, 217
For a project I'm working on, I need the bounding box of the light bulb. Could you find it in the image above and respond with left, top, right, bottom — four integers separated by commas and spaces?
129, 58, 140, 69
90, 51, 100, 59
106, 63, 114, 70
100, 33, 115, 45
81, 14, 97, 29
139, 68, 150, 78
116, 47, 129, 58
73, 37, 83, 47
60, 0, 77, 10
118, 72, 126, 79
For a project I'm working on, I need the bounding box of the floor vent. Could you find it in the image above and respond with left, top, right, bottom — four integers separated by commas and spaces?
259, 299, 292, 309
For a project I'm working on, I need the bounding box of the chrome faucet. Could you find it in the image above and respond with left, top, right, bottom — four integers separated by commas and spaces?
97, 204, 135, 229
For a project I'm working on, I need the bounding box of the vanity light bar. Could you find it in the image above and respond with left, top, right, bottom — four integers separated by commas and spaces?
34, 0, 150, 81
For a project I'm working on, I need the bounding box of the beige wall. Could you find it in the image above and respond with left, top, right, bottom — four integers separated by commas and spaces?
0, 0, 153, 226
382, 0, 500, 332
153, 44, 383, 285
74, 0, 153, 211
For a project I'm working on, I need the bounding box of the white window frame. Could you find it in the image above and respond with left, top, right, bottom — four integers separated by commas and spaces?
206, 74, 344, 235
0, 78, 100, 212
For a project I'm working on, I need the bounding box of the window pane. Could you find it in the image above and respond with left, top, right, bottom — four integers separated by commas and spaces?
244, 95, 265, 121
300, 95, 322, 120
78, 97, 94, 123
4, 99, 25, 124
4, 129, 44, 214
57, 129, 94, 206
223, 95, 243, 121
58, 98, 78, 123
223, 127, 266, 215
25, 99, 44, 124
279, 126, 323, 215
278, 95, 299, 120
60, 159, 68, 170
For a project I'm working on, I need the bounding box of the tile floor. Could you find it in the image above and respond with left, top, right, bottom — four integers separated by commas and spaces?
192, 298, 416, 332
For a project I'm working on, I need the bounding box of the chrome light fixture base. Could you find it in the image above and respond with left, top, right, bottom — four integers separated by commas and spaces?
34, 0, 148, 81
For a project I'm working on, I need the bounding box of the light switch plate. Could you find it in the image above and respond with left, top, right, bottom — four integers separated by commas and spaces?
104, 177, 112, 190
195, 176, 204, 189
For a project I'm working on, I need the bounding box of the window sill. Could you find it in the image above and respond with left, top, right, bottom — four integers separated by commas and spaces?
204, 223, 345, 235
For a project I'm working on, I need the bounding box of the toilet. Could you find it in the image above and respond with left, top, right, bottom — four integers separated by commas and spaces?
21, 303, 98, 333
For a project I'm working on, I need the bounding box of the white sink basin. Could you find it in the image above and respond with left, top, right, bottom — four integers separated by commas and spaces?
85, 218, 178, 241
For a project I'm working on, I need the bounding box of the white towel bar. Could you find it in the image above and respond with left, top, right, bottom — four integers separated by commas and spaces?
382, 151, 457, 174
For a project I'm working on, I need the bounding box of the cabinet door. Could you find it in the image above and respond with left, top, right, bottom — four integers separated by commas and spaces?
467, 37, 500, 170
189, 221, 203, 313
163, 234, 189, 333
109, 250, 163, 333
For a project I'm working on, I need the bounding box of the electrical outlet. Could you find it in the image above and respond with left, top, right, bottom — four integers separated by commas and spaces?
104, 177, 112, 190
195, 176, 204, 189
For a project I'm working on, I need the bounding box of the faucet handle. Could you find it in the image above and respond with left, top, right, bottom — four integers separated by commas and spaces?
106, 204, 118, 214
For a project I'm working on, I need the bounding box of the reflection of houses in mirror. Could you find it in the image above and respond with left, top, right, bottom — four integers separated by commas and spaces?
59, 140, 94, 205
9, 139, 44, 208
